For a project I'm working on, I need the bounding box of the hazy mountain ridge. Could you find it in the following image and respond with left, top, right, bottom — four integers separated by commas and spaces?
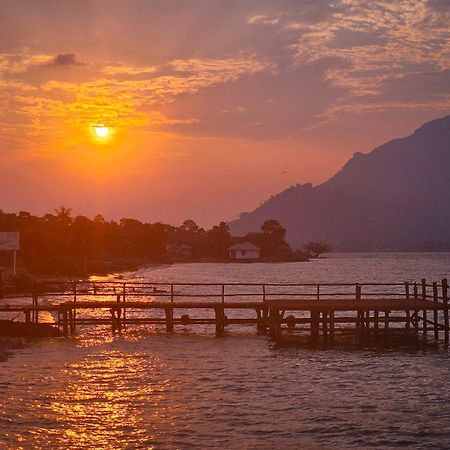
229, 115, 450, 251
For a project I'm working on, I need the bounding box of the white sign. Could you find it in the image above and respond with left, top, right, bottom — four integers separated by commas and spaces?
0, 232, 20, 251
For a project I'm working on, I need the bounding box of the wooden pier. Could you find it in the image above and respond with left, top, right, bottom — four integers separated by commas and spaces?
1, 279, 449, 346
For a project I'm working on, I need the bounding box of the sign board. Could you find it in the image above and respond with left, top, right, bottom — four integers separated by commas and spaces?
0, 232, 20, 251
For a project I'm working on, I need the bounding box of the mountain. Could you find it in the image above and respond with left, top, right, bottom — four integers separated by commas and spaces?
229, 115, 450, 251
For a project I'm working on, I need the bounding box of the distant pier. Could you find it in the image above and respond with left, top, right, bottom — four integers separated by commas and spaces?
1, 279, 449, 346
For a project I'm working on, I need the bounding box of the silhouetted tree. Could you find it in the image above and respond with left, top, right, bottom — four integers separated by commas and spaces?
0, 209, 307, 276
204, 222, 231, 258
261, 219, 286, 241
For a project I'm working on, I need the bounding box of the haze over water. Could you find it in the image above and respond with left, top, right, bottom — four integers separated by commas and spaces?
1, 253, 450, 449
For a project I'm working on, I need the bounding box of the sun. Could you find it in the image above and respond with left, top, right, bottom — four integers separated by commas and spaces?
94, 125, 109, 138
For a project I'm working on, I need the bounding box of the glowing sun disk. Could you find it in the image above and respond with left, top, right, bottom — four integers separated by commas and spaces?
95, 125, 109, 138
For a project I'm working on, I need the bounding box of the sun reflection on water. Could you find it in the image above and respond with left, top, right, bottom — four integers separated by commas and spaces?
46, 348, 173, 448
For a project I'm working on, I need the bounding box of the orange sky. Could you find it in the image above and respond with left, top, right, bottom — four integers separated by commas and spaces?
1, 0, 449, 226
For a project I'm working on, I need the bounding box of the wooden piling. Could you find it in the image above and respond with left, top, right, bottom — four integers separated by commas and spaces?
35, 295, 39, 324
421, 278, 427, 338
384, 310, 390, 339
329, 310, 335, 342
165, 306, 173, 333
122, 283, 127, 329
62, 309, 69, 336
433, 282, 439, 340
214, 305, 225, 336
310, 311, 319, 343
69, 308, 75, 334
412, 283, 419, 334
262, 306, 269, 333
322, 311, 328, 342
256, 308, 266, 333
405, 282, 411, 331
374, 310, 379, 338
355, 284, 363, 333
442, 278, 449, 343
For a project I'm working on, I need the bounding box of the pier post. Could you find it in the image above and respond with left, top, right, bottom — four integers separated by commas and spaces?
365, 310, 370, 331
214, 305, 225, 337
442, 279, 449, 344
268, 307, 281, 340
374, 310, 379, 338
322, 311, 328, 342
62, 309, 69, 336
256, 308, 266, 333
329, 310, 335, 342
310, 310, 319, 344
421, 278, 427, 339
384, 310, 390, 340
262, 306, 269, 333
433, 282, 439, 340
73, 282, 77, 323
165, 306, 174, 333
274, 309, 282, 342
33, 294, 39, 324
412, 283, 419, 335
69, 308, 75, 334
355, 285, 363, 333
405, 282, 411, 331
122, 283, 127, 329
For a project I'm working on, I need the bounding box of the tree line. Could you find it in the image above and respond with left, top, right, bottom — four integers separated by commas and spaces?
0, 208, 331, 276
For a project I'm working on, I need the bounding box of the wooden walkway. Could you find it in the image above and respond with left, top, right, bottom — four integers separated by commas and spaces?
1, 279, 449, 345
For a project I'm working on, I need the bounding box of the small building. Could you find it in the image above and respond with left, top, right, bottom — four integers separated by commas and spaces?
228, 242, 260, 261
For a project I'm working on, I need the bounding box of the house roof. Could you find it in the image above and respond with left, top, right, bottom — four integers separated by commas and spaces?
228, 241, 260, 251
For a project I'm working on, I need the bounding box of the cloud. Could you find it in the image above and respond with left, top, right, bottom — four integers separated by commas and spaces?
45, 53, 84, 67
0, 0, 449, 153
0, 51, 273, 151
278, 0, 450, 123
247, 14, 280, 25
0, 51, 53, 74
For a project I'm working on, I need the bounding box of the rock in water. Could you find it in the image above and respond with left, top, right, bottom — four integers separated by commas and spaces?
0, 320, 61, 337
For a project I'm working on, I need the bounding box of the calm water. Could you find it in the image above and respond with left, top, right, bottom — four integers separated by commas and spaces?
1, 253, 450, 449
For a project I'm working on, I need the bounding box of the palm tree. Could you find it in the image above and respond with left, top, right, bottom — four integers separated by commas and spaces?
54, 206, 73, 226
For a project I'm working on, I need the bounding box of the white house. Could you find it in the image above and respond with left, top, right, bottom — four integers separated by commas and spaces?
228, 242, 260, 261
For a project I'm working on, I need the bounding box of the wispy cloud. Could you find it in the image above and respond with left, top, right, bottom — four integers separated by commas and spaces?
1, 1, 449, 152
247, 14, 280, 25
0, 50, 272, 151
246, 0, 450, 123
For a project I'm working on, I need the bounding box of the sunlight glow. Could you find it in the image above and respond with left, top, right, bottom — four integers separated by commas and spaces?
95, 125, 109, 138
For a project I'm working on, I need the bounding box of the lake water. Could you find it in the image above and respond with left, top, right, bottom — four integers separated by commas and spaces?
1, 253, 450, 449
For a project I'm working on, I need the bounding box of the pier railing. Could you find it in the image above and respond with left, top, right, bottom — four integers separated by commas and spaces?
3, 279, 449, 305
1, 279, 449, 344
